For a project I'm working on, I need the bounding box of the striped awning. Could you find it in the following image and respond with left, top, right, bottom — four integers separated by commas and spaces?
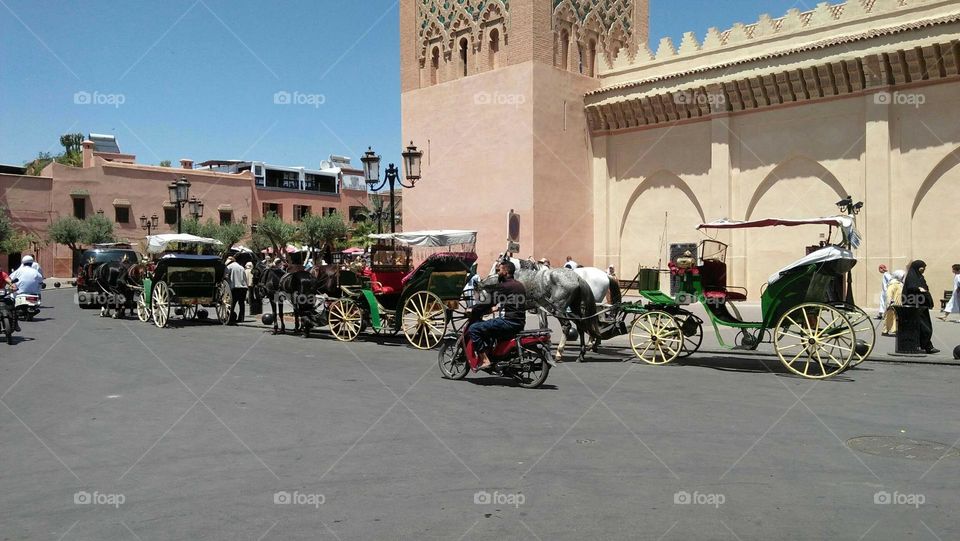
217, 204, 233, 211
70, 189, 89, 197
112, 199, 131, 206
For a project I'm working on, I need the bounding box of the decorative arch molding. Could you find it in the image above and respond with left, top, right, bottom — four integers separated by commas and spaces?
912, 147, 960, 218
618, 170, 706, 237
744, 156, 847, 221
552, 0, 636, 73
417, 0, 510, 62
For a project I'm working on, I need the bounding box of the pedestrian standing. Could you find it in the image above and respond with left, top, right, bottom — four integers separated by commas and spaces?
877, 264, 893, 319
900, 260, 939, 354
937, 264, 960, 321
882, 270, 905, 336
226, 256, 248, 325
564, 256, 580, 270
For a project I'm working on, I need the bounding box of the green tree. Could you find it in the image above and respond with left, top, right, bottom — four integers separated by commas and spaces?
24, 152, 54, 176
254, 213, 295, 259
59, 133, 84, 155
81, 214, 116, 245
297, 212, 347, 254
347, 220, 377, 248
180, 217, 203, 236
212, 221, 246, 254
48, 216, 85, 252
158, 160, 172, 167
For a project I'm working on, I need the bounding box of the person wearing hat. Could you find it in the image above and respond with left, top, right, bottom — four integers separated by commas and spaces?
11, 255, 43, 298
225, 256, 248, 325
537, 258, 551, 268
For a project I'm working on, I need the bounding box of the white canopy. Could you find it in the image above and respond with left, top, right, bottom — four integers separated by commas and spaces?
146, 234, 223, 254
368, 230, 477, 247
768, 246, 856, 285
699, 216, 861, 248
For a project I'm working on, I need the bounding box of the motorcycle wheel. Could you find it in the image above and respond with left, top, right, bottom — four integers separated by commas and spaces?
438, 337, 469, 380
514, 346, 551, 389
4, 317, 13, 344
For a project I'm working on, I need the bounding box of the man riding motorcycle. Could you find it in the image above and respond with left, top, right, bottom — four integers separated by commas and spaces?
469, 260, 527, 371
11, 255, 43, 298
0, 267, 20, 331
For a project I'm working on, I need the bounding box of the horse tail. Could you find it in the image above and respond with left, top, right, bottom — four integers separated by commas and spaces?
608, 276, 622, 305
578, 279, 601, 338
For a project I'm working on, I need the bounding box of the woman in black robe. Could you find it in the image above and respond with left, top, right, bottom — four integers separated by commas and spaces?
900, 260, 939, 354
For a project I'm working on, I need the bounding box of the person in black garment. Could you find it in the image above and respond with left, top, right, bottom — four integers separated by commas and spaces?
469, 260, 526, 371
900, 260, 940, 354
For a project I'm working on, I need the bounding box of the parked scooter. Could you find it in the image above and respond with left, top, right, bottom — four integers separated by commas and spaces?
438, 308, 555, 389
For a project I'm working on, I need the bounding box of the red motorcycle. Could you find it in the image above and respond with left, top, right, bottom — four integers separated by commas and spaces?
438, 308, 555, 389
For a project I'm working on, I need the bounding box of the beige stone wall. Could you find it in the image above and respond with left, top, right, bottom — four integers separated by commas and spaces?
595, 78, 960, 308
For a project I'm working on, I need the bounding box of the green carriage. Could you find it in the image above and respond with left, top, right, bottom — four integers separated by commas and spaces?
326, 230, 477, 349
135, 234, 233, 328
624, 212, 875, 379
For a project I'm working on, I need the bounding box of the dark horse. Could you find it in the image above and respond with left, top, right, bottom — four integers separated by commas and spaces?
93, 260, 142, 319
254, 262, 340, 337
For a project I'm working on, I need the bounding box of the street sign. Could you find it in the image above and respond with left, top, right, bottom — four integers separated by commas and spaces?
507, 209, 520, 254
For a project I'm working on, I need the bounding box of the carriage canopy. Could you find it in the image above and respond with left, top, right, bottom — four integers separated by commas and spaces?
368, 230, 477, 247
146, 234, 223, 254
698, 216, 861, 248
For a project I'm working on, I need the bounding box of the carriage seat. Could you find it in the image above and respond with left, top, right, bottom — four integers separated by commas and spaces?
699, 259, 748, 302
363, 268, 404, 295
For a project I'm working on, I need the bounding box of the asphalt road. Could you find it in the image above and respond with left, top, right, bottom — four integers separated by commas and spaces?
1, 289, 959, 540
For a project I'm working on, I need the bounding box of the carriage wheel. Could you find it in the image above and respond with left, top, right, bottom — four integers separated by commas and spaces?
629, 311, 683, 365
832, 303, 875, 367
328, 299, 363, 342
215, 280, 232, 325
402, 291, 448, 350
136, 290, 150, 322
183, 304, 198, 320
151, 282, 170, 328
673, 312, 703, 358
774, 303, 854, 379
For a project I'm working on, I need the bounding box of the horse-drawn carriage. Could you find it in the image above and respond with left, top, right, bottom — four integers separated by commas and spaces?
622, 212, 875, 379
135, 234, 233, 328
325, 230, 477, 349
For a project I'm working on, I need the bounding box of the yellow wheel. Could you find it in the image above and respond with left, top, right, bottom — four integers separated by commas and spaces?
832, 303, 875, 367
774, 303, 854, 379
629, 311, 683, 365
328, 299, 363, 342
151, 281, 170, 328
136, 290, 150, 322
402, 291, 447, 350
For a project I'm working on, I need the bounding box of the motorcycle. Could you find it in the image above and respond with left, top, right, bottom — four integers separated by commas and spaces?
14, 292, 40, 321
0, 288, 17, 344
438, 308, 555, 389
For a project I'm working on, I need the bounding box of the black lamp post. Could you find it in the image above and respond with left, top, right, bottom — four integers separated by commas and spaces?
140, 214, 159, 235
188, 196, 204, 220
167, 176, 191, 234
361, 142, 422, 235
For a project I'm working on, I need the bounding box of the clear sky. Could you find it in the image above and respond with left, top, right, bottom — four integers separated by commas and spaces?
0, 0, 810, 169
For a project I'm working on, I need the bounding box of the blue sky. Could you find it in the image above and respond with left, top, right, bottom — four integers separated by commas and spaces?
0, 0, 809, 168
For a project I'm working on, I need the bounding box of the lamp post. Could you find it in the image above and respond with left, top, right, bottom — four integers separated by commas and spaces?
140, 214, 159, 235
188, 196, 204, 220
167, 176, 191, 234
361, 142, 422, 235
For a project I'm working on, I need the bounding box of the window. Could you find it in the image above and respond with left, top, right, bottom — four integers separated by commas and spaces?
559, 29, 569, 70
459, 38, 469, 77
114, 206, 130, 224
265, 169, 300, 189
262, 202, 281, 218
430, 46, 440, 85
304, 173, 337, 193
293, 205, 311, 222
219, 210, 233, 225
164, 207, 177, 225
348, 206, 365, 222
73, 198, 86, 219
489, 29, 500, 70
587, 39, 597, 77
324, 207, 337, 216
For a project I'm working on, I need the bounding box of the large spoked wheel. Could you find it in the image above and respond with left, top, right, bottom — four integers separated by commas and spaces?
183, 304, 198, 320
832, 303, 875, 367
328, 299, 363, 342
629, 311, 683, 365
136, 290, 150, 322
151, 281, 170, 328
215, 281, 232, 325
438, 337, 469, 380
774, 303, 855, 379
514, 345, 551, 389
402, 291, 448, 350
673, 312, 703, 358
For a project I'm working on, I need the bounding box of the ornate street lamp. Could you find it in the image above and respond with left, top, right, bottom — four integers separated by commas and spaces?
362, 142, 422, 235
188, 197, 204, 220
140, 214, 159, 235
167, 176, 192, 234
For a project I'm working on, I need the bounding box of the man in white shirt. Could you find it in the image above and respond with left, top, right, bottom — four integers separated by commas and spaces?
11, 256, 43, 297
225, 256, 248, 324
564, 256, 580, 270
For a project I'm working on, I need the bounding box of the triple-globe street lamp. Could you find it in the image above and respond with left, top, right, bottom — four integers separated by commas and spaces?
167, 176, 204, 233
360, 142, 423, 235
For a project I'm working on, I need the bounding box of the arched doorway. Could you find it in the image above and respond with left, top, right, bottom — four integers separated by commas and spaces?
911, 149, 960, 301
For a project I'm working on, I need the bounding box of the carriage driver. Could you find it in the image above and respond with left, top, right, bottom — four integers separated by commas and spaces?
469, 260, 527, 371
